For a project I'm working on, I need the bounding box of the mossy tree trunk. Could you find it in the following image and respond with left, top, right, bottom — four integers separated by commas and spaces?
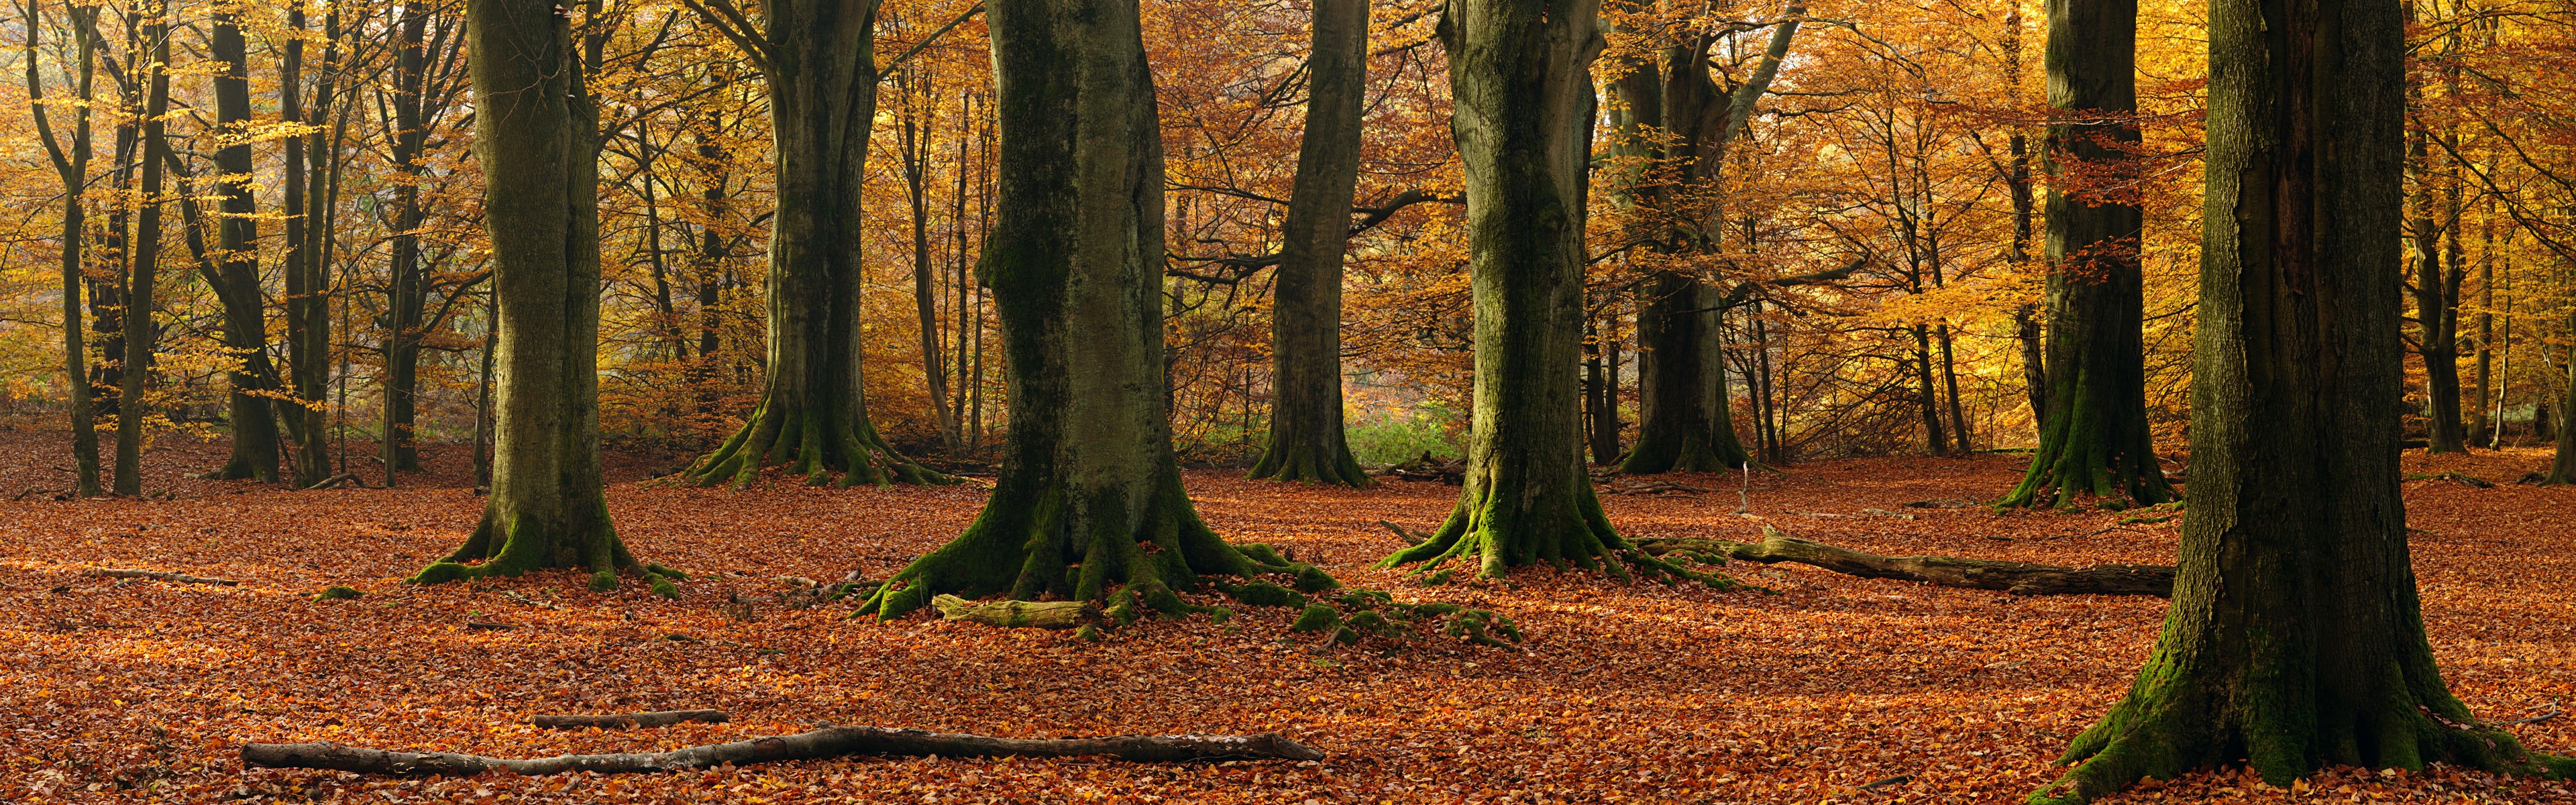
1998, 0, 2170, 508
861, 0, 1297, 619
1377, 0, 1705, 583
2028, 0, 2571, 798
201, 3, 281, 482
677, 0, 947, 489
413, 0, 649, 588
1248, 0, 1371, 488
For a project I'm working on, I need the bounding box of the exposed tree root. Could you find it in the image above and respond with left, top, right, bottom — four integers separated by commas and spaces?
680, 400, 952, 489
1248, 439, 1371, 488
932, 594, 1099, 629
1379, 477, 1746, 589
240, 727, 1325, 775
533, 710, 729, 729
1638, 527, 2174, 596
856, 472, 1327, 622
2025, 667, 2576, 804
85, 568, 239, 586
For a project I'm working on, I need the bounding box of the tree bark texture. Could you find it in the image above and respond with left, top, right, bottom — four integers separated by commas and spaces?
2000, 0, 2171, 508
1377, 0, 1713, 585
198, 3, 280, 482
2029, 0, 2573, 798
412, 0, 649, 588
379, 3, 434, 477
859, 0, 1305, 619
681, 0, 947, 488
25, 0, 105, 497
1249, 0, 1371, 488
283, 3, 331, 490
241, 727, 1323, 775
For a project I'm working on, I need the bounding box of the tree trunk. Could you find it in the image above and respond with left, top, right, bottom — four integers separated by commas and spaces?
2469, 207, 2493, 445
2029, 0, 2571, 797
1611, 5, 1802, 475
680, 0, 947, 488
2006, 3, 2046, 427
380, 3, 433, 478
1998, 0, 2171, 508
25, 0, 105, 497
282, 3, 331, 490
1377, 0, 1709, 585
895, 72, 958, 450
2546, 307, 2576, 484
113, 5, 172, 497
1913, 327, 1947, 455
201, 1, 280, 482
859, 0, 1303, 620
1249, 0, 1371, 487
413, 0, 652, 589
2404, 32, 2465, 454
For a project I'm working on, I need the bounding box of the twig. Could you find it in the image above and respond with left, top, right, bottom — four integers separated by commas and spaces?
534, 710, 729, 729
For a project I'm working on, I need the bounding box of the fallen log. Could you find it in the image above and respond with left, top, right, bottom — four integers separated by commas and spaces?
931, 594, 1099, 629
84, 568, 240, 586
533, 710, 729, 729
241, 727, 1324, 775
1638, 527, 2173, 597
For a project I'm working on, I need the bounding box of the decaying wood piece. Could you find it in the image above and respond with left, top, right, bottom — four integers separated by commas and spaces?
84, 568, 240, 586
240, 727, 1325, 775
1638, 527, 2173, 597
533, 710, 729, 729
1377, 519, 1432, 545
930, 594, 1099, 629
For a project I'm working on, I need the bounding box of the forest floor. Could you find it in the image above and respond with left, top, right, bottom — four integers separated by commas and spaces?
5, 425, 2575, 804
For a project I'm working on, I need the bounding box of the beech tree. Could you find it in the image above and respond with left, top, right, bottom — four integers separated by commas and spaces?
859, 0, 1303, 619
413, 0, 660, 589
1247, 0, 1371, 487
1610, 3, 1803, 475
24, 0, 104, 498
675, 0, 948, 488
2029, 0, 2570, 798
1376, 0, 1704, 582
198, 0, 280, 482
1997, 0, 2171, 508
113, 0, 173, 497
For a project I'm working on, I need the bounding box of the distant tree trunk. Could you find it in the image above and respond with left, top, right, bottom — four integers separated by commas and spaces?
2403, 21, 2465, 454
1378, 0, 1703, 584
1998, 0, 2170, 508
2027, 0, 2573, 798
380, 2, 433, 478
2006, 2, 2046, 426
1913, 326, 1946, 456
2470, 209, 2493, 445
25, 0, 105, 497
200, 1, 280, 482
1583, 317, 1619, 464
414, 0, 653, 588
680, 0, 947, 488
858, 0, 1297, 619
113, 5, 173, 497
283, 3, 332, 490
1613, 6, 1801, 474
1249, 0, 1371, 487
894, 72, 958, 450
2547, 308, 2576, 484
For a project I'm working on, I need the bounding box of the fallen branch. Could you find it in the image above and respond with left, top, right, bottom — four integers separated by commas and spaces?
1377, 519, 1433, 545
240, 726, 1324, 775
1638, 527, 2173, 597
303, 472, 366, 490
533, 710, 729, 729
930, 594, 1098, 629
2491, 700, 2560, 727
84, 568, 240, 586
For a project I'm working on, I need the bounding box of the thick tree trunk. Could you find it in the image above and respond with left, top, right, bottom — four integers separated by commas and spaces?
1998, 0, 2170, 508
1249, 0, 1371, 487
113, 9, 172, 497
241, 727, 1322, 775
202, 3, 280, 482
680, 0, 947, 488
413, 0, 653, 589
860, 0, 1304, 620
2029, 0, 2571, 798
1377, 0, 1713, 585
2546, 311, 2576, 484
1621, 274, 1741, 472
378, 3, 433, 478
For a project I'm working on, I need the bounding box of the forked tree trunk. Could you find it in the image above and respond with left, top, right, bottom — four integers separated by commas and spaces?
679, 0, 947, 488
1248, 0, 1371, 487
2028, 0, 2572, 798
201, 2, 280, 482
413, 0, 654, 590
859, 0, 1301, 619
1377, 0, 1707, 584
1998, 0, 2170, 508
379, 1, 433, 477
25, 0, 105, 497
283, 3, 331, 490
113, 6, 172, 497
